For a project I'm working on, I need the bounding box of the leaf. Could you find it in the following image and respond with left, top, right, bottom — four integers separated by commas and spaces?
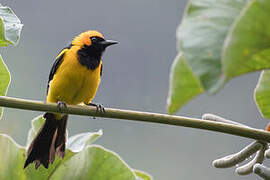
254, 70, 270, 119
167, 52, 203, 114
24, 115, 104, 178
26, 115, 45, 147
50, 145, 138, 180
134, 170, 152, 180
0, 6, 23, 46
24, 149, 76, 180
0, 133, 73, 180
0, 54, 10, 119
24, 115, 72, 179
0, 134, 26, 180
0, 116, 151, 179
0, 6, 22, 118
67, 130, 103, 152
222, 0, 270, 79
177, 0, 246, 93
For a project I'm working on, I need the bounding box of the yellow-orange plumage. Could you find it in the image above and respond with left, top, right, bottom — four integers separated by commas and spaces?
24, 30, 117, 169
46, 45, 102, 105
72, 30, 104, 46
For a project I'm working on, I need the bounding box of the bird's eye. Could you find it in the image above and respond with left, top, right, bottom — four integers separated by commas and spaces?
91, 37, 97, 42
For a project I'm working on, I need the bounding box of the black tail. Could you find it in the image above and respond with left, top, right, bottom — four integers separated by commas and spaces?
24, 113, 68, 169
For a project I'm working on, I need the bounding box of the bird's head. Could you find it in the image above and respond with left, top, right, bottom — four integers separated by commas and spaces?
72, 30, 118, 51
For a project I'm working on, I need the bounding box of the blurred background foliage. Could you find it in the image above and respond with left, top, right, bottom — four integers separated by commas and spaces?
0, 0, 269, 179
168, 0, 270, 116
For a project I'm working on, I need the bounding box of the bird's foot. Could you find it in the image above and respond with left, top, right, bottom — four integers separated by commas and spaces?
87, 103, 105, 114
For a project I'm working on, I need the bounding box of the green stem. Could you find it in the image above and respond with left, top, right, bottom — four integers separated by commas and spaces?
0, 96, 269, 142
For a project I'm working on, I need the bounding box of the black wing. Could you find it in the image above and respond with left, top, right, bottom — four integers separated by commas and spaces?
100, 64, 103, 76
46, 45, 71, 94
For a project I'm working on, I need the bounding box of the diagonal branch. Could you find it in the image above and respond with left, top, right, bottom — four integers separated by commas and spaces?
0, 96, 270, 142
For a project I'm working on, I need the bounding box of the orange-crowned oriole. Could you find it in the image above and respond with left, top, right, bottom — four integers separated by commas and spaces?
24, 30, 117, 169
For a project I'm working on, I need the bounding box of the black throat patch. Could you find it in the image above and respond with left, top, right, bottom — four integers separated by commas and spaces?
77, 44, 104, 70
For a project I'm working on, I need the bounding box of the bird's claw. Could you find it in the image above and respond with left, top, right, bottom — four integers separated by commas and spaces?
87, 103, 105, 114
96, 104, 105, 114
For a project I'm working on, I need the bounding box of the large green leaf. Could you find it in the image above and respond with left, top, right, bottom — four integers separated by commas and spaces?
0, 134, 25, 180
0, 54, 10, 119
24, 115, 103, 178
177, 0, 246, 93
67, 129, 103, 152
22, 115, 151, 179
24, 115, 72, 179
222, 0, 270, 79
254, 70, 270, 119
0, 133, 152, 180
0, 6, 23, 46
50, 145, 138, 180
24, 150, 75, 180
167, 52, 203, 114
0, 6, 22, 118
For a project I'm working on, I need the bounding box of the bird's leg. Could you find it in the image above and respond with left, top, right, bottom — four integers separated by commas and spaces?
87, 102, 105, 114
57, 101, 67, 113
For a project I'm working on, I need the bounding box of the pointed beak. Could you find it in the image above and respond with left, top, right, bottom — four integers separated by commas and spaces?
100, 40, 118, 48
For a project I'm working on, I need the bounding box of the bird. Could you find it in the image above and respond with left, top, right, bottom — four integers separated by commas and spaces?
24, 30, 118, 169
